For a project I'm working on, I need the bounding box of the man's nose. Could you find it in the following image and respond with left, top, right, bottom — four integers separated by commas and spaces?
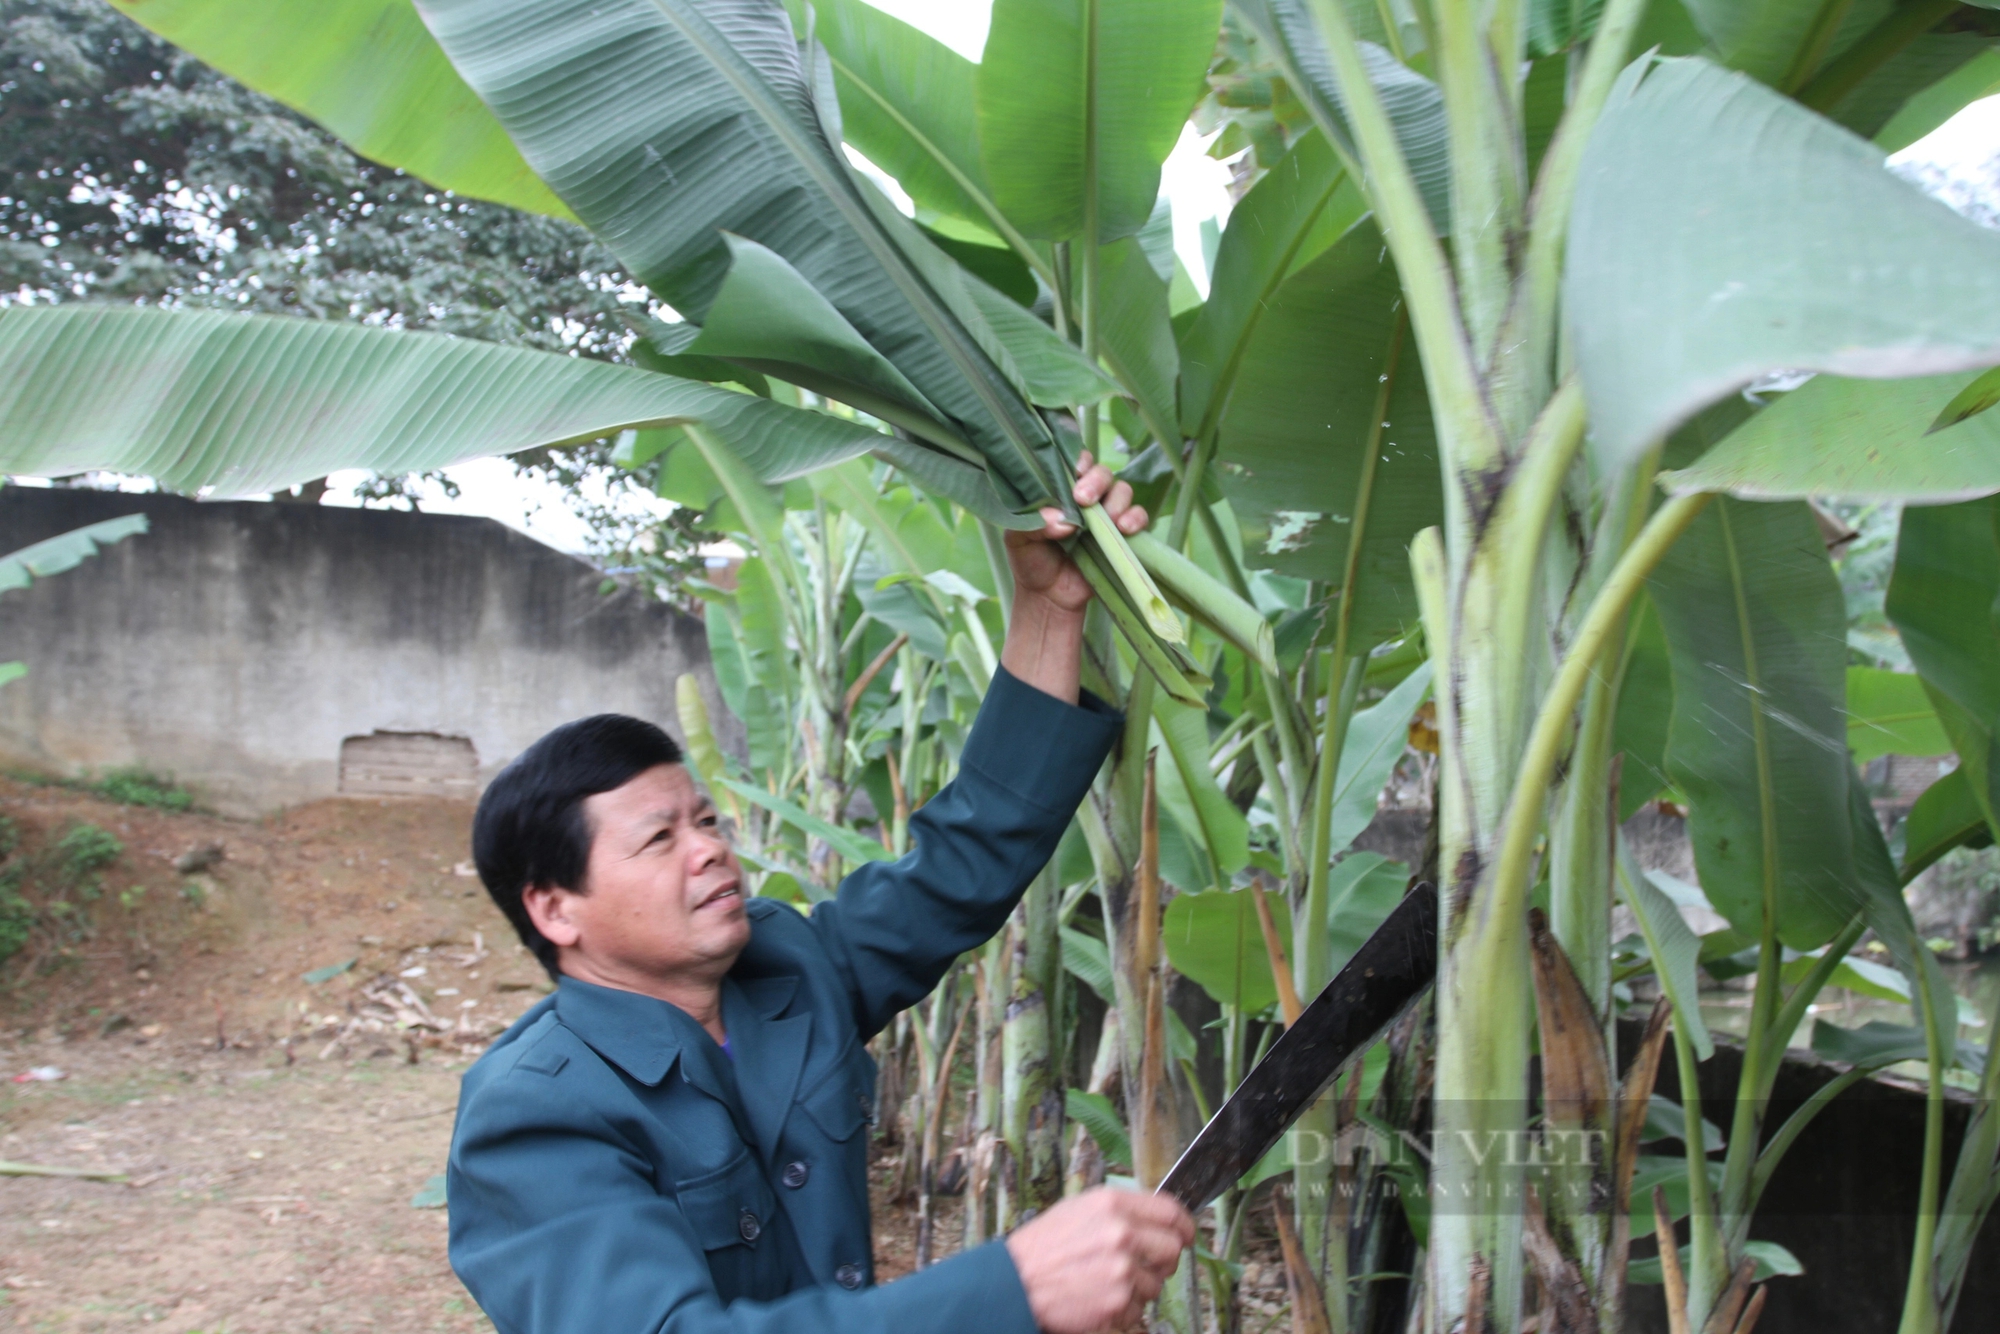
688, 825, 731, 871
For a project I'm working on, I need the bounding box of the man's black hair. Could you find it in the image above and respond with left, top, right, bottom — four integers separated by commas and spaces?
473, 713, 683, 980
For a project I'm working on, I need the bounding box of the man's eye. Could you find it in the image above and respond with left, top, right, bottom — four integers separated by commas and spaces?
648, 828, 673, 847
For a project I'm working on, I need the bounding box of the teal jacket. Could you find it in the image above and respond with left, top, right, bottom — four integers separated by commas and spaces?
447, 667, 1121, 1334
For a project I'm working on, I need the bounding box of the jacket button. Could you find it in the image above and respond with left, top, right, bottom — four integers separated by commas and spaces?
834, 1262, 864, 1290
781, 1160, 810, 1189
737, 1209, 761, 1243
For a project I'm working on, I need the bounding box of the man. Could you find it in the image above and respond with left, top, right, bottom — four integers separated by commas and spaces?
450, 454, 1196, 1334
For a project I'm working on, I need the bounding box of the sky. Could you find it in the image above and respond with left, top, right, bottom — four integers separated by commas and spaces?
23, 1, 2000, 554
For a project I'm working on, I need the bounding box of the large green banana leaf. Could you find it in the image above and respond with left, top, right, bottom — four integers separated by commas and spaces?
1648, 498, 1862, 950
1177, 130, 1366, 442
1887, 495, 2000, 834
790, 0, 994, 228
1568, 56, 2000, 469
414, 0, 1066, 517
1661, 370, 2000, 501
976, 0, 1223, 243
1233, 0, 1451, 233
689, 234, 943, 427
1215, 222, 1440, 651
106, 0, 568, 219
0, 306, 882, 497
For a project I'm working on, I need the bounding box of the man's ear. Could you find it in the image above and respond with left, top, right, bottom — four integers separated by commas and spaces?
522, 884, 583, 948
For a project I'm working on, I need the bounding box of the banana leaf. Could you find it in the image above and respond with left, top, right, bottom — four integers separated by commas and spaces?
976, 0, 1223, 243
1821, 33, 1999, 141
1617, 837, 1716, 1062
1323, 661, 1434, 858
1662, 370, 2000, 502
1215, 221, 1441, 652
790, 0, 995, 227
0, 514, 148, 593
1163, 888, 1290, 1015
1569, 56, 2000, 469
1177, 129, 1366, 442
717, 776, 893, 867
1900, 768, 1994, 884
1888, 495, 2000, 835
1232, 0, 1451, 233
1649, 498, 1861, 950
1612, 591, 1674, 820
415, 0, 1184, 638
1877, 46, 2000, 152
0, 305, 881, 497
1846, 666, 1951, 765
1324, 851, 1410, 975
106, 0, 568, 218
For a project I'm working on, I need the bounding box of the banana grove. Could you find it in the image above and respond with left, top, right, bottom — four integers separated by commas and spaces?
6, 1, 2000, 1331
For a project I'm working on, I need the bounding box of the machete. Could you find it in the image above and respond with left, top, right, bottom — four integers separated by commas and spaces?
1156, 882, 1439, 1213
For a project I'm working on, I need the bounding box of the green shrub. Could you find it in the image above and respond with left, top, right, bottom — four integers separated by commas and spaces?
88, 767, 195, 811
56, 822, 123, 890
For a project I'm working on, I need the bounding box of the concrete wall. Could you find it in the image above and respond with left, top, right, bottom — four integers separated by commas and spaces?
0, 489, 732, 815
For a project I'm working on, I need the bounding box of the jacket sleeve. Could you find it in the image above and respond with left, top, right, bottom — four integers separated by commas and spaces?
448, 1063, 1040, 1334
806, 665, 1122, 1041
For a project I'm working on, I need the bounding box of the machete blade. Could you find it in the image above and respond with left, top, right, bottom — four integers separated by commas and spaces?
1156, 882, 1438, 1213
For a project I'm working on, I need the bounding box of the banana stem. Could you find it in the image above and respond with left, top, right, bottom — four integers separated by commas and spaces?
1484, 492, 1712, 948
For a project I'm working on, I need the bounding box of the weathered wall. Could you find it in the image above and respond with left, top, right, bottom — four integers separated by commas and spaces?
0, 489, 732, 815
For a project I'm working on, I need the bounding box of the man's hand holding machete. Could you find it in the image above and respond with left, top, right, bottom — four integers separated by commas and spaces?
448, 455, 1194, 1334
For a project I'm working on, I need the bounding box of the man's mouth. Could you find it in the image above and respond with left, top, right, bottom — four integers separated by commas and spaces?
694, 879, 742, 911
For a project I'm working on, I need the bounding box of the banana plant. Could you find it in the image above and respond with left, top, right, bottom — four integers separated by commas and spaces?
1210, 3, 2000, 1330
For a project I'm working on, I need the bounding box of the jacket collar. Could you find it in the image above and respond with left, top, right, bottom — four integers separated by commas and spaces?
553, 976, 692, 1088
553, 970, 809, 1163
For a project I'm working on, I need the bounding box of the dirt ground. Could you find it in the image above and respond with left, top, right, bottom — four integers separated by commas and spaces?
0, 781, 969, 1334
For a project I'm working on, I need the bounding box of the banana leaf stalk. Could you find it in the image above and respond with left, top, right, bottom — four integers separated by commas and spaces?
1071, 543, 1212, 707
1129, 530, 1281, 675
1078, 502, 1184, 644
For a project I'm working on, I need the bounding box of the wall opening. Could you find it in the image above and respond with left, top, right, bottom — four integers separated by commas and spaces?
338, 732, 479, 800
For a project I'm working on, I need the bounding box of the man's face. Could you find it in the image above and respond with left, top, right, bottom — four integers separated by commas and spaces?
525, 763, 750, 987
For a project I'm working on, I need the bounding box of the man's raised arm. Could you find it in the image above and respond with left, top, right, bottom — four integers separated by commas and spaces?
804, 454, 1145, 1040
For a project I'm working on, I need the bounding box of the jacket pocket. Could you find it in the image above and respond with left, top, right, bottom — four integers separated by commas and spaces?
797, 1044, 874, 1143
674, 1150, 777, 1303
